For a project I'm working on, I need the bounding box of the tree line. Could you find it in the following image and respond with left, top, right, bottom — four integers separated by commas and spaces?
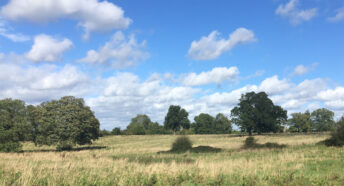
1, 91, 343, 152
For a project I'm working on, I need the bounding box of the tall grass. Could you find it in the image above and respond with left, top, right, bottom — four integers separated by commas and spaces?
0, 134, 343, 185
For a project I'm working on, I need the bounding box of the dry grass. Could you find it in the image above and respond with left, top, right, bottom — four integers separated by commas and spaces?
1, 134, 344, 185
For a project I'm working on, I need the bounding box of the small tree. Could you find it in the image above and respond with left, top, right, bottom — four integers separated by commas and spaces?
193, 113, 215, 134
324, 116, 344, 147
111, 127, 122, 135
164, 105, 190, 134
214, 113, 232, 134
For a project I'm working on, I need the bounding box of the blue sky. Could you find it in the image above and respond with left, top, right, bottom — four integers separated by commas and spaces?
0, 0, 344, 129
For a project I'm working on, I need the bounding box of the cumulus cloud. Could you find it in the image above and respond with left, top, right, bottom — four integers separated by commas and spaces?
0, 17, 29, 42
292, 63, 318, 76
79, 31, 149, 69
276, 0, 317, 25
182, 67, 239, 86
0, 63, 93, 103
317, 87, 344, 109
187, 28, 256, 60
1, 0, 131, 39
26, 34, 73, 62
87, 73, 199, 129
328, 7, 344, 22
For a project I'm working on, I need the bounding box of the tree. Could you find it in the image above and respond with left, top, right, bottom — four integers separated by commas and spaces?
0, 99, 30, 152
311, 108, 335, 132
164, 105, 190, 134
193, 113, 215, 134
231, 92, 287, 135
111, 127, 122, 135
37, 96, 100, 150
146, 122, 166, 134
323, 116, 344, 146
214, 113, 232, 134
287, 111, 311, 133
128, 114, 151, 130
126, 123, 146, 135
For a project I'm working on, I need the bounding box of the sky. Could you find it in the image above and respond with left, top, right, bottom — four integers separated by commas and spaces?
0, 0, 344, 130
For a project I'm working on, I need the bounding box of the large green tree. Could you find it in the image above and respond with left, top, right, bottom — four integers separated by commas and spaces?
288, 111, 312, 133
37, 96, 100, 150
0, 99, 30, 152
164, 105, 190, 134
311, 108, 335, 132
231, 92, 287, 135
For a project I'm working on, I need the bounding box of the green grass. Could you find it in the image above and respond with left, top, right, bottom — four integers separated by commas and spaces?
0, 133, 343, 185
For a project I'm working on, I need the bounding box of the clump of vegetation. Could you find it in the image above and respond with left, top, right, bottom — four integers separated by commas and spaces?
189, 146, 222, 153
243, 136, 286, 149
323, 117, 344, 147
170, 136, 192, 152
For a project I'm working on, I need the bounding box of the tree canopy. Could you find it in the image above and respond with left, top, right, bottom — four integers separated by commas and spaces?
311, 108, 335, 132
164, 105, 190, 134
231, 91, 287, 135
288, 111, 312, 133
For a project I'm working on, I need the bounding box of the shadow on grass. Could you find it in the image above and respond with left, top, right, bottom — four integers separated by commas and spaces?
21, 146, 107, 153
242, 137, 287, 150
112, 154, 194, 164
158, 145, 222, 154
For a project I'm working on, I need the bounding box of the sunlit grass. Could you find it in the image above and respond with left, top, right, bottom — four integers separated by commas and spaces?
1, 134, 343, 185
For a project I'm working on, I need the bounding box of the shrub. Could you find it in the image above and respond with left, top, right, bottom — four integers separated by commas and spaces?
0, 142, 22, 152
171, 136, 192, 152
56, 141, 74, 151
324, 119, 344, 147
244, 136, 257, 148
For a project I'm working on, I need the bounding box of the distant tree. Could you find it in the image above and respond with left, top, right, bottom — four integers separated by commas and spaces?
288, 111, 311, 133
0, 99, 30, 152
146, 122, 165, 134
231, 92, 287, 135
214, 113, 232, 134
126, 123, 146, 135
100, 129, 112, 137
128, 114, 151, 129
37, 96, 100, 150
311, 108, 335, 132
111, 127, 122, 135
193, 113, 215, 134
164, 105, 190, 134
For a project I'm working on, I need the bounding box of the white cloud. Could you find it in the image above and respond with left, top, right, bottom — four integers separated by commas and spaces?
328, 7, 344, 22
182, 67, 239, 86
187, 28, 256, 60
0, 17, 30, 42
0, 63, 93, 103
79, 31, 149, 69
317, 87, 344, 109
276, 0, 317, 25
1, 0, 131, 39
26, 34, 73, 62
292, 63, 318, 76
259, 75, 291, 95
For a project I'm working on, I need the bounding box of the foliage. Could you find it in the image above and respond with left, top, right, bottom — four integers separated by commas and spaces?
193, 113, 215, 134
214, 113, 232, 134
111, 127, 122, 135
99, 129, 112, 137
323, 116, 344, 147
0, 98, 30, 152
170, 136, 192, 152
127, 114, 151, 130
35, 96, 100, 149
311, 108, 335, 132
231, 91, 287, 135
287, 111, 312, 133
164, 105, 190, 134
126, 123, 146, 135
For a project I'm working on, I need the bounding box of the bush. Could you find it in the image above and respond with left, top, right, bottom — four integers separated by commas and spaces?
0, 142, 22, 152
171, 136, 192, 152
324, 120, 344, 147
244, 136, 257, 148
56, 141, 74, 151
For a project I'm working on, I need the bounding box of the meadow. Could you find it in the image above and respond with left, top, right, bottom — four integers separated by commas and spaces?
0, 134, 343, 185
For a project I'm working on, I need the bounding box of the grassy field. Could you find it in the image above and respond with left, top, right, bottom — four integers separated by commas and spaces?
0, 134, 343, 185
